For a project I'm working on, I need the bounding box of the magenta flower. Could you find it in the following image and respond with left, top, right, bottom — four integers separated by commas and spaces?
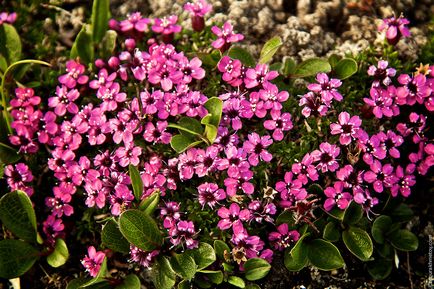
160, 201, 181, 229
197, 182, 226, 208
152, 15, 181, 35
0, 12, 17, 25
115, 144, 142, 167
275, 172, 307, 203
363, 160, 397, 193
222, 98, 243, 130
58, 60, 88, 89
378, 130, 403, 159
217, 56, 243, 86
42, 215, 65, 243
98, 82, 127, 111
336, 164, 363, 191
390, 165, 416, 197
119, 12, 150, 33
311, 142, 340, 173
81, 246, 105, 277
243, 132, 273, 166
299, 92, 328, 118
358, 133, 387, 165
48, 86, 80, 116
330, 112, 362, 145
244, 64, 279, 89
378, 15, 411, 45
396, 112, 427, 144
129, 246, 159, 268
363, 86, 399, 119
240, 92, 267, 119
217, 145, 250, 178
224, 169, 254, 196
89, 68, 117, 90
248, 200, 276, 224
396, 74, 431, 106
291, 153, 319, 185
217, 203, 250, 230
324, 181, 353, 211
307, 73, 343, 104
258, 82, 289, 111
169, 220, 199, 249
195, 146, 220, 177
143, 121, 171, 144
179, 57, 205, 83
109, 185, 134, 216
4, 163, 34, 196
10, 87, 41, 108
263, 110, 293, 141
268, 224, 300, 251
184, 0, 212, 31
211, 21, 244, 52
367, 60, 396, 87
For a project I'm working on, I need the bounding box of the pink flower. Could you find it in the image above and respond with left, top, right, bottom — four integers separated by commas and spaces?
152, 16, 181, 35
291, 153, 319, 184
363, 160, 397, 193
378, 15, 411, 45
197, 182, 226, 208
363, 86, 399, 119
217, 56, 243, 86
324, 181, 353, 211
307, 73, 343, 104
48, 86, 80, 116
0, 12, 17, 25
258, 82, 289, 112
390, 165, 416, 197
115, 145, 142, 167
330, 112, 362, 145
367, 60, 396, 87
81, 246, 105, 277
143, 121, 171, 144
217, 203, 250, 230
263, 110, 293, 141
129, 246, 159, 268
311, 142, 340, 173
4, 163, 34, 196
243, 133, 273, 166
396, 74, 431, 106
169, 220, 199, 249
119, 12, 150, 33
275, 172, 307, 203
244, 64, 279, 89
299, 92, 328, 118
184, 0, 212, 31
58, 60, 88, 89
268, 224, 300, 251
217, 145, 250, 178
211, 21, 244, 52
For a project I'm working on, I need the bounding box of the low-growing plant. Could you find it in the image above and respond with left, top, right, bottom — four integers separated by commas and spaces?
0, 1, 432, 288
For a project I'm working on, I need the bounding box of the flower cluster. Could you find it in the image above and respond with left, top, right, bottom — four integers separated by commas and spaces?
0, 11, 16, 25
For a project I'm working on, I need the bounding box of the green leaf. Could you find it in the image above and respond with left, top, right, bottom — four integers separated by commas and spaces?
116, 274, 141, 289
119, 209, 163, 251
0, 24, 22, 64
243, 258, 271, 281
213, 240, 230, 260
0, 55, 7, 71
190, 242, 216, 270
47, 238, 69, 267
342, 226, 373, 261
325, 207, 344, 221
328, 54, 341, 69
269, 62, 282, 72
388, 229, 419, 251
334, 58, 357, 80
258, 36, 282, 64
197, 50, 221, 68
222, 262, 234, 272
177, 280, 190, 289
343, 201, 364, 225
227, 276, 245, 288
245, 285, 261, 289
228, 47, 255, 67
284, 233, 309, 271
152, 256, 176, 289
101, 30, 117, 58
202, 97, 223, 143
129, 164, 143, 201
390, 203, 413, 222
139, 190, 160, 215
91, 0, 110, 43
170, 253, 197, 280
0, 190, 37, 242
371, 215, 392, 244
101, 219, 130, 254
168, 117, 204, 137
307, 239, 345, 271
199, 270, 223, 284
367, 258, 393, 280
377, 243, 393, 260
282, 57, 296, 76
71, 24, 94, 65
67, 278, 111, 289
323, 221, 340, 242
276, 210, 295, 226
0, 142, 21, 164
0, 239, 38, 279
170, 134, 203, 153
292, 58, 331, 78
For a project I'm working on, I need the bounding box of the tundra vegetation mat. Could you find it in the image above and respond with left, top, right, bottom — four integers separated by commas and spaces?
0, 0, 433, 288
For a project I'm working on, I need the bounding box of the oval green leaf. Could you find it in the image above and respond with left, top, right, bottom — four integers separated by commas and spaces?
284, 233, 309, 271
213, 240, 230, 260
101, 219, 130, 254
47, 238, 69, 268
170, 253, 197, 280
323, 221, 340, 242
342, 226, 373, 261
293, 58, 331, 78
0, 190, 37, 242
91, 0, 110, 43
116, 274, 141, 289
227, 276, 245, 288
0, 24, 22, 64
243, 258, 271, 281
343, 201, 364, 225
71, 24, 94, 65
307, 239, 345, 271
389, 229, 419, 251
170, 134, 203, 153
0, 239, 38, 279
128, 164, 143, 201
119, 209, 163, 251
259, 36, 282, 64
371, 215, 392, 244
190, 242, 216, 270
152, 256, 176, 289
0, 142, 21, 164
228, 47, 255, 67
367, 258, 393, 280
334, 58, 357, 80
139, 190, 160, 215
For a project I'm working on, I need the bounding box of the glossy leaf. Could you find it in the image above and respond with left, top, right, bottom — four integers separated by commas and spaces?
169, 117, 204, 137
129, 164, 143, 201
243, 258, 271, 281
0, 24, 22, 64
342, 226, 373, 261
202, 97, 223, 143
323, 221, 340, 242
101, 30, 117, 58
119, 209, 163, 251
101, 219, 130, 254
343, 201, 364, 225
371, 215, 392, 244
282, 57, 296, 76
292, 58, 331, 78
190, 242, 216, 270
170, 134, 203, 153
214, 240, 230, 260
334, 58, 357, 80
91, 0, 110, 43
199, 270, 223, 284
170, 253, 197, 280
71, 24, 94, 65
116, 274, 141, 289
367, 258, 393, 280
152, 256, 176, 289
0, 190, 37, 242
139, 190, 160, 215
47, 238, 69, 267
284, 233, 309, 271
0, 239, 38, 279
389, 229, 419, 251
0, 142, 21, 164
227, 276, 245, 288
259, 36, 282, 64
307, 239, 345, 271
228, 46, 255, 67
